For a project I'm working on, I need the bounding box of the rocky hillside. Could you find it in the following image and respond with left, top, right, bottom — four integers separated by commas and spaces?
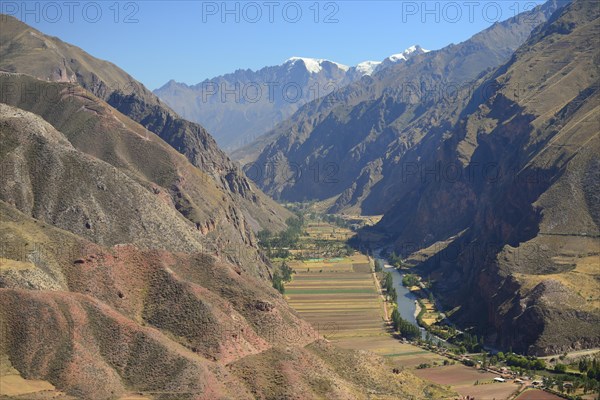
365, 0, 599, 355
0, 78, 268, 277
155, 46, 428, 151
239, 0, 565, 211
0, 14, 290, 238
0, 197, 451, 399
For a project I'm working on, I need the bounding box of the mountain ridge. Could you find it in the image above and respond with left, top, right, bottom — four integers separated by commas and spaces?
153, 45, 429, 151
226, 0, 600, 354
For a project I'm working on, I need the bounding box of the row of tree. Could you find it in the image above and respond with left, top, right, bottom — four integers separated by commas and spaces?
504, 353, 547, 370
380, 269, 421, 340
391, 308, 421, 339
454, 332, 484, 353
578, 356, 600, 381
381, 272, 397, 302
545, 373, 600, 396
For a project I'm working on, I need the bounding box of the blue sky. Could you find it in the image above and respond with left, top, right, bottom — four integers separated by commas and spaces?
8, 1, 545, 90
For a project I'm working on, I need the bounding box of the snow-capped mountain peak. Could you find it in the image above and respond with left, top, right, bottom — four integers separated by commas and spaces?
384, 45, 429, 64
374, 45, 429, 73
282, 45, 427, 77
354, 61, 382, 76
285, 57, 349, 74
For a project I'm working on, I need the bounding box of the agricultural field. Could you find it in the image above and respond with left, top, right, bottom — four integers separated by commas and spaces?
286, 253, 383, 339
303, 222, 355, 241
286, 254, 449, 370
279, 218, 557, 400
418, 297, 439, 326
336, 336, 449, 369
514, 389, 564, 400
414, 364, 521, 400
273, 221, 356, 261
284, 221, 451, 371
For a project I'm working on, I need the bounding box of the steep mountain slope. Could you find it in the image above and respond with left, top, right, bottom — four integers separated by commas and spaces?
366, 0, 600, 354
154, 46, 428, 151
0, 83, 269, 277
0, 107, 452, 399
0, 14, 289, 235
240, 0, 565, 211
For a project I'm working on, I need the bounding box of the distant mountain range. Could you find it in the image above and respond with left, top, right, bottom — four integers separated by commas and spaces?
153, 46, 428, 151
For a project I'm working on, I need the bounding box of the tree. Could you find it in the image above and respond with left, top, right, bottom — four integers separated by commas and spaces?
388, 251, 408, 268
402, 274, 419, 288
382, 272, 394, 294
391, 309, 420, 340
280, 262, 293, 282
425, 332, 433, 344
257, 229, 272, 245
272, 271, 285, 294
555, 363, 567, 373
388, 287, 397, 303
391, 308, 401, 331
532, 359, 546, 370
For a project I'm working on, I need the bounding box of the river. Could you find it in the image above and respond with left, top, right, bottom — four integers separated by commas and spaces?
374, 251, 428, 339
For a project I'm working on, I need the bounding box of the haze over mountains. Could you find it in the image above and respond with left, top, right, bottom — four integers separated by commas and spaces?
154, 46, 428, 151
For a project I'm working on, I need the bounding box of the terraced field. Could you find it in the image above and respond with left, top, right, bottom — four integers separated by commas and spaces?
286, 251, 448, 369
286, 254, 383, 340
336, 336, 448, 369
